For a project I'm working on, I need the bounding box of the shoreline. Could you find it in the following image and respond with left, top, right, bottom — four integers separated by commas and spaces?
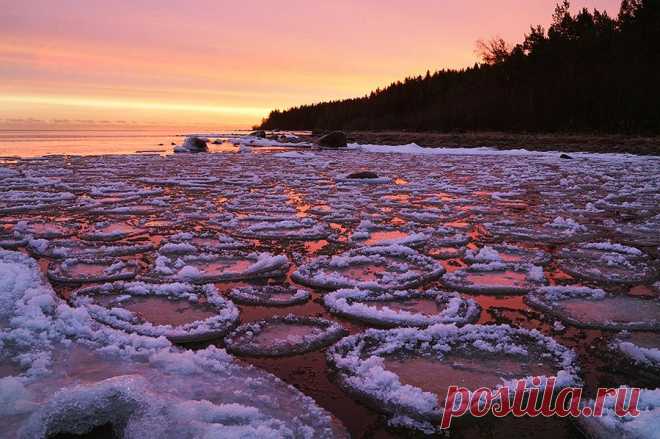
300, 131, 660, 156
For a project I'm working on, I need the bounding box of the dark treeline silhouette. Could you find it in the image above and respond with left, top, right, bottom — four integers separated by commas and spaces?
259, 1, 659, 134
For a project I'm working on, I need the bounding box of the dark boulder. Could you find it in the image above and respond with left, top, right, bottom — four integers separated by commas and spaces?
174, 136, 208, 153
560, 153, 573, 159
318, 131, 347, 148
184, 137, 209, 152
347, 171, 379, 179
250, 130, 266, 138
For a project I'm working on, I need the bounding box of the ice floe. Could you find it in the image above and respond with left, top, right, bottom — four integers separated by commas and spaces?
158, 231, 248, 255
224, 315, 347, 357
0, 191, 75, 214
80, 221, 145, 242
0, 230, 26, 250
443, 262, 546, 294
526, 286, 660, 331
323, 288, 481, 327
327, 323, 580, 432
70, 281, 239, 343
27, 238, 154, 259
229, 217, 331, 241
228, 285, 310, 307
292, 244, 445, 291
47, 258, 139, 284
557, 242, 656, 284
464, 244, 551, 265
13, 220, 78, 240
611, 331, 660, 369
486, 216, 593, 243
146, 251, 289, 283
577, 387, 660, 439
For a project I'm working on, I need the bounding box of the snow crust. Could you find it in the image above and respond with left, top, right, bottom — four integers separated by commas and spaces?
577, 388, 660, 439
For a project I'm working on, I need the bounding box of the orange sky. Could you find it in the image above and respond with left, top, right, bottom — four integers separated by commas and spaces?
0, 0, 621, 130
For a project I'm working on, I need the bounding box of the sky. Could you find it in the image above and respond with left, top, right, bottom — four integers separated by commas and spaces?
0, 0, 621, 130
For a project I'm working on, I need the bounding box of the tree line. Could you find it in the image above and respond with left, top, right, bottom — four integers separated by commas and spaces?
258, 1, 659, 134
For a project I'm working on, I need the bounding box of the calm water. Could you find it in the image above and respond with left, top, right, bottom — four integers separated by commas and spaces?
0, 129, 243, 157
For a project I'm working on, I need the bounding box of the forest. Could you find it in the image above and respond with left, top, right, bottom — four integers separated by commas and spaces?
258, 1, 659, 134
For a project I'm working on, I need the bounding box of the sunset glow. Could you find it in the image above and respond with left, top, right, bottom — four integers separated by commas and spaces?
1, 0, 621, 129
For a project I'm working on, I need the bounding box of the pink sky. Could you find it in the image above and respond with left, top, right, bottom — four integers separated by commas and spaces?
0, 0, 621, 129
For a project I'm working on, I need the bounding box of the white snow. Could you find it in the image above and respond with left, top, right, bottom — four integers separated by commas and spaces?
578, 388, 660, 439
0, 250, 346, 437
323, 288, 481, 327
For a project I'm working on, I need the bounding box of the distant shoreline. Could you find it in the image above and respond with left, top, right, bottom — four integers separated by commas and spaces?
299, 131, 660, 156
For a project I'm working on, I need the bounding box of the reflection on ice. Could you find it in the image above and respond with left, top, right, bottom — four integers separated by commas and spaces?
526, 286, 660, 331
383, 352, 555, 402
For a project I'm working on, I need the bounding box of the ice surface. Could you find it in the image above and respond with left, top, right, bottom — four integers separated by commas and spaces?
348, 142, 655, 160
146, 251, 289, 283
14, 220, 78, 239
0, 250, 347, 438
47, 257, 138, 283
293, 245, 444, 291
0, 137, 659, 436
228, 285, 310, 306
465, 244, 550, 265
231, 217, 331, 240
225, 315, 347, 357
80, 221, 145, 242
613, 332, 660, 369
323, 288, 480, 327
526, 286, 660, 331
577, 388, 660, 439
327, 323, 580, 429
382, 352, 555, 402
70, 281, 240, 343
159, 231, 248, 255
558, 243, 655, 284
443, 262, 546, 294
28, 239, 154, 259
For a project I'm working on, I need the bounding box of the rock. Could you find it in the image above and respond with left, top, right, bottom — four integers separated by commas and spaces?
174, 136, 208, 153
347, 171, 379, 179
560, 153, 573, 159
250, 130, 266, 138
318, 131, 347, 148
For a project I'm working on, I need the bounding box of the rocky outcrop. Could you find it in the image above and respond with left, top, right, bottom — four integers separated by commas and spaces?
347, 171, 379, 179
174, 137, 209, 153
318, 131, 347, 148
